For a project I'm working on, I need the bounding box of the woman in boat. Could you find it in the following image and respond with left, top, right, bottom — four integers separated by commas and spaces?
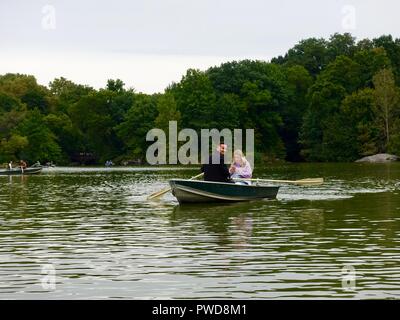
229, 150, 252, 184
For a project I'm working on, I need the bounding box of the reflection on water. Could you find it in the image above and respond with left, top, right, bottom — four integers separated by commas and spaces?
0, 164, 400, 299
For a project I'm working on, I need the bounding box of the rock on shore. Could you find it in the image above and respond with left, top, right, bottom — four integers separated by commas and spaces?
355, 153, 399, 163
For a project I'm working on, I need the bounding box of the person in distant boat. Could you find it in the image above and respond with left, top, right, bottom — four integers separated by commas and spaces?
105, 160, 114, 167
19, 160, 27, 173
8, 160, 13, 170
201, 143, 232, 183
229, 150, 252, 185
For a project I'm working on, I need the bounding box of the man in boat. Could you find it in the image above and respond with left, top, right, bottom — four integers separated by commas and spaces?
8, 160, 13, 170
200, 143, 232, 183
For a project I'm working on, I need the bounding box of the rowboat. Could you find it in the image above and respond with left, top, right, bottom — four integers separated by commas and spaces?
0, 166, 43, 176
169, 179, 279, 204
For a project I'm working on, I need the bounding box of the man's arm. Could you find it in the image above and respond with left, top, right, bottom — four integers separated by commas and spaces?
219, 156, 231, 180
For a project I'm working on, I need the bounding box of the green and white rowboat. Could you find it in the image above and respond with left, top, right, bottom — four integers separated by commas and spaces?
0, 166, 43, 176
169, 179, 279, 204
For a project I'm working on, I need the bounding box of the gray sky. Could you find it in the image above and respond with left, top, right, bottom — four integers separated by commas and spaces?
1, 0, 399, 93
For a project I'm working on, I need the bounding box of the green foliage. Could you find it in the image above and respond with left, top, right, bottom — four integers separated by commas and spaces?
353, 47, 390, 87
388, 130, 400, 155
342, 88, 379, 156
2, 33, 400, 164
0, 92, 22, 113
207, 60, 289, 157
155, 92, 181, 131
116, 94, 158, 159
107, 79, 126, 93
372, 68, 400, 151
0, 74, 51, 113
299, 44, 400, 162
171, 69, 218, 130
15, 109, 62, 163
49, 77, 94, 113
326, 33, 357, 61
0, 134, 29, 163
320, 88, 378, 161
281, 65, 313, 161
214, 93, 244, 130
68, 90, 122, 162
44, 113, 82, 163
372, 35, 400, 84
301, 78, 347, 161
272, 37, 328, 76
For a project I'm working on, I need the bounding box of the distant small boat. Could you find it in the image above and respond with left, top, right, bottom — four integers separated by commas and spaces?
169, 179, 279, 204
0, 166, 43, 176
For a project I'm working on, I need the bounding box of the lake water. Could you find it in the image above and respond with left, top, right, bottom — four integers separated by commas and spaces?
0, 163, 399, 299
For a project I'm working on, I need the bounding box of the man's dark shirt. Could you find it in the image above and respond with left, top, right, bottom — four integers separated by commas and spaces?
201, 153, 231, 182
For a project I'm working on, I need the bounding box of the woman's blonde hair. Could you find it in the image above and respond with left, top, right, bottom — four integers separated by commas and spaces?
232, 150, 247, 167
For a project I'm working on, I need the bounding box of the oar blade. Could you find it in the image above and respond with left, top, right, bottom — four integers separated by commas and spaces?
147, 187, 171, 200
294, 178, 324, 185
147, 172, 204, 201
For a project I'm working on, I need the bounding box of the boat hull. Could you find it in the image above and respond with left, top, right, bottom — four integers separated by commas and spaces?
169, 179, 279, 204
0, 167, 43, 176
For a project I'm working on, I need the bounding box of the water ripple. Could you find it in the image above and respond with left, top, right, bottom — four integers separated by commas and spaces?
0, 164, 400, 299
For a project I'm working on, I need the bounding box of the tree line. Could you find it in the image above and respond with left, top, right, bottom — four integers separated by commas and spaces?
1, 33, 400, 165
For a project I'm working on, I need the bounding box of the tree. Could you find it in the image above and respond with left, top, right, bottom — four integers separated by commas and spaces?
272, 38, 328, 76
300, 54, 368, 161
171, 69, 217, 130
326, 33, 356, 61
207, 60, 288, 99
106, 88, 136, 124
281, 65, 313, 161
353, 47, 391, 87
214, 93, 244, 130
15, 109, 62, 163
107, 79, 125, 93
68, 91, 123, 162
49, 77, 94, 113
0, 107, 27, 137
0, 91, 22, 113
319, 55, 362, 93
300, 80, 347, 161
155, 92, 181, 131
2, 33, 400, 164
321, 88, 378, 161
116, 94, 158, 159
341, 88, 379, 156
207, 60, 289, 157
0, 74, 51, 113
372, 35, 400, 84
240, 81, 284, 156
0, 134, 29, 163
372, 68, 400, 151
44, 113, 83, 163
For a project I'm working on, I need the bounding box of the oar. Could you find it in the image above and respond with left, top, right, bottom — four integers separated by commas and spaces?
147, 172, 204, 200
233, 177, 324, 186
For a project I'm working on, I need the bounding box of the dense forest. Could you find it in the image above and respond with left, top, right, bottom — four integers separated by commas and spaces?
1, 33, 400, 165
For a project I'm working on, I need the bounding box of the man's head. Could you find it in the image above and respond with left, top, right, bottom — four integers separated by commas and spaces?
216, 143, 227, 155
